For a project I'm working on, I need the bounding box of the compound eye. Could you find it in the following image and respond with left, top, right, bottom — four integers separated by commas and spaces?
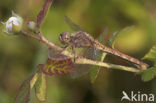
61, 32, 68, 38
59, 32, 69, 44
62, 32, 69, 39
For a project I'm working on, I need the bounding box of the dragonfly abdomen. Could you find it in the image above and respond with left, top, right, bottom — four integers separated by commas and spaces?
94, 41, 148, 69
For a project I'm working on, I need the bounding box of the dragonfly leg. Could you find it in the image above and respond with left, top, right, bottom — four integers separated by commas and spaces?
71, 46, 76, 62
93, 48, 97, 59
60, 45, 76, 62
90, 41, 98, 60
59, 45, 68, 54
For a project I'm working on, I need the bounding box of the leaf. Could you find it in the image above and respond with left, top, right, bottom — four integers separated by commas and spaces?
109, 26, 135, 48
89, 29, 108, 83
14, 71, 40, 103
101, 52, 107, 62
141, 66, 156, 82
97, 27, 108, 45
90, 52, 107, 83
109, 31, 119, 48
37, 0, 53, 28
142, 45, 156, 62
35, 72, 47, 102
41, 54, 74, 76
89, 28, 108, 83
30, 72, 40, 89
14, 77, 31, 103
90, 66, 100, 83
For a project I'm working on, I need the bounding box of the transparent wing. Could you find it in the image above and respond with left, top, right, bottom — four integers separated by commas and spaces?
64, 16, 104, 78
65, 16, 85, 32
48, 48, 70, 61
70, 47, 102, 78
64, 16, 99, 60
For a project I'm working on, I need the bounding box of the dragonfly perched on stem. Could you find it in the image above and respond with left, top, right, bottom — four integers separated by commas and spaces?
46, 16, 149, 78
59, 16, 148, 70
48, 17, 100, 78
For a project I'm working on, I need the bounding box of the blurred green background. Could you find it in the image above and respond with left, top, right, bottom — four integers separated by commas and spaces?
0, 0, 156, 103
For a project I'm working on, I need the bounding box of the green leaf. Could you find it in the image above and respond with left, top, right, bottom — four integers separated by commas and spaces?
109, 31, 119, 48
35, 72, 47, 102
90, 66, 100, 83
141, 67, 156, 82
14, 72, 40, 103
30, 72, 40, 89
90, 52, 107, 83
109, 26, 134, 48
90, 29, 109, 83
97, 27, 108, 45
101, 53, 107, 62
14, 77, 31, 103
142, 45, 156, 62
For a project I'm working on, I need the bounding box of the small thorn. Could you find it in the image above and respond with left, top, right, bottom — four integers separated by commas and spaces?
12, 10, 18, 17
1, 22, 5, 25
12, 10, 15, 15
2, 29, 12, 35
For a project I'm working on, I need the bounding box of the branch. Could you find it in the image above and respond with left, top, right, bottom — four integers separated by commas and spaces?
21, 30, 141, 73
37, 0, 54, 28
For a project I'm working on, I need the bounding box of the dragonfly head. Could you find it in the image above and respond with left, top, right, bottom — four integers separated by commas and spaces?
59, 32, 70, 45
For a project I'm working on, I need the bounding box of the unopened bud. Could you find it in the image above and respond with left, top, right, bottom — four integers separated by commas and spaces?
2, 11, 23, 35
27, 21, 37, 32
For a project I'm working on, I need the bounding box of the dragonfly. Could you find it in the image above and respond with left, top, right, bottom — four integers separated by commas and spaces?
48, 17, 101, 78
58, 16, 148, 69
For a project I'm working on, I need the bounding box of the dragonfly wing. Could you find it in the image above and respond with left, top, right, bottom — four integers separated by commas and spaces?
65, 16, 85, 32
71, 64, 92, 78
48, 47, 70, 61
71, 27, 110, 78
70, 47, 101, 78
48, 47, 58, 58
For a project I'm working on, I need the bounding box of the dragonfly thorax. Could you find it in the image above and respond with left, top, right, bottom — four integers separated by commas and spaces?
59, 32, 70, 45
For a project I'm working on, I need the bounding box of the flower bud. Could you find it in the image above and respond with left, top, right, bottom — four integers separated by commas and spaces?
2, 11, 23, 35
27, 21, 37, 32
